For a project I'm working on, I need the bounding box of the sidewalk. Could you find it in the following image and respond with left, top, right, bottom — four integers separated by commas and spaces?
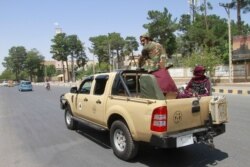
212, 82, 250, 95
34, 81, 250, 96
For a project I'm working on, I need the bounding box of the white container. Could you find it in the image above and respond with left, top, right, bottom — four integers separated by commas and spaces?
209, 95, 228, 124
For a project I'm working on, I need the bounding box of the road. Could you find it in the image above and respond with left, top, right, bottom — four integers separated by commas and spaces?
0, 85, 250, 167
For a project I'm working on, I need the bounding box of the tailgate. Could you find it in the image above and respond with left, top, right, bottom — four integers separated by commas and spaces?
166, 96, 212, 133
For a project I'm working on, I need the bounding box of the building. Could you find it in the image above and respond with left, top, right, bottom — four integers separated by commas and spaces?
232, 35, 250, 82
44, 60, 77, 82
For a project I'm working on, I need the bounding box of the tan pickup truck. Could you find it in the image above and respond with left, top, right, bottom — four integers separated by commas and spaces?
60, 70, 228, 161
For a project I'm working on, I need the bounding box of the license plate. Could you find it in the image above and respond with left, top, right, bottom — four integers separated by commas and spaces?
176, 134, 194, 148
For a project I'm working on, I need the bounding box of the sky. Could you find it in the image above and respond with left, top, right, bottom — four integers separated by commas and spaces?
0, 0, 249, 73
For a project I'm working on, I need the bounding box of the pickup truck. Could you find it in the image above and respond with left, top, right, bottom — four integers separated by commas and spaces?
60, 70, 228, 161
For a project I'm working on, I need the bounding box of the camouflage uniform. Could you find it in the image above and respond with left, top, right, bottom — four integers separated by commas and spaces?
141, 41, 167, 72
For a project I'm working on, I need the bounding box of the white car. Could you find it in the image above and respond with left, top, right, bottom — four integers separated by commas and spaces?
0, 81, 8, 87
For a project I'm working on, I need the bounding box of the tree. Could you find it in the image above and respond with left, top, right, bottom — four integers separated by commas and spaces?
178, 14, 229, 62
24, 49, 44, 81
178, 14, 193, 57
108, 32, 125, 69
0, 69, 15, 80
199, 0, 213, 31
143, 7, 178, 58
89, 33, 126, 70
2, 46, 27, 80
51, 33, 69, 82
89, 35, 110, 68
123, 36, 139, 56
230, 0, 250, 34
76, 49, 88, 69
66, 35, 86, 81
182, 48, 223, 77
66, 35, 78, 82
45, 64, 56, 79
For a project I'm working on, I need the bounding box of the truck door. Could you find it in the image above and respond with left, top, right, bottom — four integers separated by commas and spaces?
86, 75, 109, 125
75, 79, 93, 119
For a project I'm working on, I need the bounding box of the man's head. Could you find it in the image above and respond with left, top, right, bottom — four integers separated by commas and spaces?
140, 33, 151, 46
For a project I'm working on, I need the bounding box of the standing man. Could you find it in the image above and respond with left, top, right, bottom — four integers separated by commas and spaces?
139, 33, 178, 98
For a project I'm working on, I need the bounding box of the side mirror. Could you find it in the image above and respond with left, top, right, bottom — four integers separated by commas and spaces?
70, 86, 78, 93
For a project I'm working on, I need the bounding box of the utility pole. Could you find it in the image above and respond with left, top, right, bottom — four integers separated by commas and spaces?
92, 54, 95, 74
219, 3, 233, 83
108, 42, 112, 72
71, 51, 75, 82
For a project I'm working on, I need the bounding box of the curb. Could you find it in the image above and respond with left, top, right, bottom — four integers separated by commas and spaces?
212, 87, 250, 95
33, 82, 250, 96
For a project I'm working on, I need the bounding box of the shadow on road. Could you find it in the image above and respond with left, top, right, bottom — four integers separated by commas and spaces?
75, 124, 228, 167
76, 124, 110, 149
135, 144, 228, 167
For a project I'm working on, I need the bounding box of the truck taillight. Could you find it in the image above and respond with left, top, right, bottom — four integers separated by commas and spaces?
151, 106, 167, 132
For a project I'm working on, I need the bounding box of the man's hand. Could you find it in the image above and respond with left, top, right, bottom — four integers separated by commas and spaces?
165, 63, 173, 70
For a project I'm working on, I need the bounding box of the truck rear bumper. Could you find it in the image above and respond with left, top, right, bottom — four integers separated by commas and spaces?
150, 124, 225, 148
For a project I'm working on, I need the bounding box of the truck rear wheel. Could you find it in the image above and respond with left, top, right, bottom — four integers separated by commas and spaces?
65, 105, 77, 130
110, 120, 138, 161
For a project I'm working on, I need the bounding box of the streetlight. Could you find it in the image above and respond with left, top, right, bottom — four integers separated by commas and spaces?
219, 2, 234, 83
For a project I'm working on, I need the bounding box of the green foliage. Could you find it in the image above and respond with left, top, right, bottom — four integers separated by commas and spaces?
89, 33, 131, 69
123, 36, 139, 56
179, 14, 191, 32
229, 0, 250, 34
66, 34, 87, 81
2, 46, 27, 80
50, 33, 87, 82
0, 69, 15, 80
46, 64, 56, 77
107, 32, 125, 69
50, 33, 69, 81
75, 62, 109, 80
51, 33, 69, 61
143, 7, 178, 57
95, 62, 109, 73
177, 14, 230, 64
89, 35, 109, 64
76, 51, 88, 68
24, 49, 44, 81
2, 46, 46, 81
3, 3, 250, 81
182, 48, 223, 75
19, 71, 29, 81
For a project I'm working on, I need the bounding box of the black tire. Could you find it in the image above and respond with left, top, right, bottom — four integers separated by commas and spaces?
64, 105, 77, 130
110, 120, 139, 161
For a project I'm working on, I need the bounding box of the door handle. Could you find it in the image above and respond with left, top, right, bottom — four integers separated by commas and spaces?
84, 98, 88, 102
96, 99, 101, 104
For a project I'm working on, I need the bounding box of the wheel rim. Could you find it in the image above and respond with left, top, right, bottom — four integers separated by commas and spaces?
113, 129, 126, 152
66, 111, 72, 125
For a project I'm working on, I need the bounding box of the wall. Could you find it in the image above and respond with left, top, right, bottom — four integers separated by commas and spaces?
170, 64, 250, 84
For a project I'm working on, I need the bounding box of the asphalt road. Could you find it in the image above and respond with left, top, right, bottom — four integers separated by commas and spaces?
0, 85, 250, 167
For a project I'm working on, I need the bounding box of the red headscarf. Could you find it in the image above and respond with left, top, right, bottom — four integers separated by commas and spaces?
193, 65, 206, 76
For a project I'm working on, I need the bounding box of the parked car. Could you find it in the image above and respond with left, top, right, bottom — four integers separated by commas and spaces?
0, 80, 8, 87
18, 80, 33, 91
